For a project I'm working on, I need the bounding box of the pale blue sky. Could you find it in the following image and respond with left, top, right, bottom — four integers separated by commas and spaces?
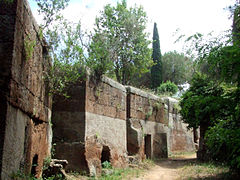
28, 0, 235, 53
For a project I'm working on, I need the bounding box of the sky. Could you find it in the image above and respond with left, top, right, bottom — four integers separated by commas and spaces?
29, 0, 235, 54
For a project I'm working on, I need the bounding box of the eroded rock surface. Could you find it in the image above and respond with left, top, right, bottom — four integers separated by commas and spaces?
0, 0, 52, 179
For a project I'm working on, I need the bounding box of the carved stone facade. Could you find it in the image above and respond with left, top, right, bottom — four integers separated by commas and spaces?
52, 76, 196, 175
126, 86, 169, 160
52, 76, 128, 176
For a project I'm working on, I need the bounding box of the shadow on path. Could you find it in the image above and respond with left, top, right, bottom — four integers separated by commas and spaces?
154, 157, 197, 170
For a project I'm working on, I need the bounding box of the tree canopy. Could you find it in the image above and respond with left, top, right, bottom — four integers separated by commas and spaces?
35, 0, 87, 96
180, 2, 240, 171
162, 51, 193, 86
180, 73, 230, 129
88, 0, 152, 85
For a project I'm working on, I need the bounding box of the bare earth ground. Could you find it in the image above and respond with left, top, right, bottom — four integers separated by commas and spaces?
131, 153, 197, 180
67, 153, 237, 180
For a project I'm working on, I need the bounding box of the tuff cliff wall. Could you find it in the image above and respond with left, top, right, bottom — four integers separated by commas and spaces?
126, 90, 195, 159
85, 76, 128, 176
52, 74, 196, 176
126, 86, 169, 159
52, 80, 87, 172
52, 75, 128, 176
163, 97, 195, 153
0, 0, 52, 179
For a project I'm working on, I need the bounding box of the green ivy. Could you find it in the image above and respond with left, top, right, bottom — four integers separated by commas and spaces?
24, 39, 36, 61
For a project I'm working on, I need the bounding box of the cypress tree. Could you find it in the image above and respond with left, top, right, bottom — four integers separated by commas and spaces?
151, 22, 162, 89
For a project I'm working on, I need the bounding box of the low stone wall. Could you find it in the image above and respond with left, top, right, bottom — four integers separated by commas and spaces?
0, 0, 52, 179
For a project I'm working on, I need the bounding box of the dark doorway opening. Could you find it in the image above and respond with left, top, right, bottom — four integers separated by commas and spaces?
31, 154, 38, 176
144, 135, 151, 159
101, 146, 111, 165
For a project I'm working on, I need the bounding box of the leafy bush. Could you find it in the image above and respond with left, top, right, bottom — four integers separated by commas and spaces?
179, 73, 229, 129
179, 2, 240, 173
157, 81, 178, 96
205, 86, 240, 173
206, 118, 240, 173
180, 72, 240, 172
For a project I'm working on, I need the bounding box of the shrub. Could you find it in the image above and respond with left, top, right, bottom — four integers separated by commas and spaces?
157, 81, 178, 96
206, 118, 240, 173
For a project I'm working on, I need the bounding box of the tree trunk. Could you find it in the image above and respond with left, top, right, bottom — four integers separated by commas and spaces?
197, 123, 210, 161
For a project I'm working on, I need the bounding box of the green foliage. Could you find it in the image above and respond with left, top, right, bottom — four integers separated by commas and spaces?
24, 38, 36, 61
47, 59, 84, 97
157, 81, 178, 96
89, 159, 154, 180
38, 27, 44, 41
3, 0, 14, 3
35, 0, 86, 97
153, 102, 162, 110
204, 84, 240, 172
43, 156, 51, 171
145, 107, 153, 120
197, 38, 240, 85
180, 3, 240, 171
179, 30, 240, 86
11, 170, 37, 180
43, 174, 63, 180
151, 22, 162, 89
35, 0, 70, 29
173, 103, 181, 112
206, 118, 240, 172
88, 0, 152, 84
162, 51, 193, 86
179, 73, 229, 129
88, 32, 114, 78
102, 161, 112, 169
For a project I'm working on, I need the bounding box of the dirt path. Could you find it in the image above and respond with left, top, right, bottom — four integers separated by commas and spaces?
132, 153, 197, 180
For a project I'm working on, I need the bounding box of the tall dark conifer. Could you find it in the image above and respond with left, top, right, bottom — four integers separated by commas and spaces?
151, 22, 162, 89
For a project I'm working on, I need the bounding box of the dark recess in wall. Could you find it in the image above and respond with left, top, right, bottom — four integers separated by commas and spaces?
144, 135, 151, 159
101, 146, 111, 165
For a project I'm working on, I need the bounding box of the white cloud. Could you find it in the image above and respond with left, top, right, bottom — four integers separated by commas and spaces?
29, 0, 235, 53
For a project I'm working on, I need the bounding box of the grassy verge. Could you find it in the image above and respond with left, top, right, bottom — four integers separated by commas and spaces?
67, 159, 154, 180
178, 161, 237, 180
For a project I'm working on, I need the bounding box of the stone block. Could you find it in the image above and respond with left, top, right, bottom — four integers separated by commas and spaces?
55, 142, 88, 173
52, 111, 85, 143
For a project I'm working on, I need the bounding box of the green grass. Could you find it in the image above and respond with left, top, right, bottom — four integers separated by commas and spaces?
67, 159, 154, 180
178, 161, 234, 180
87, 168, 140, 180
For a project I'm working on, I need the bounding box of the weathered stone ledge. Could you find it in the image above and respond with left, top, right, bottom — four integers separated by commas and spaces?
126, 86, 161, 101
101, 76, 127, 92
